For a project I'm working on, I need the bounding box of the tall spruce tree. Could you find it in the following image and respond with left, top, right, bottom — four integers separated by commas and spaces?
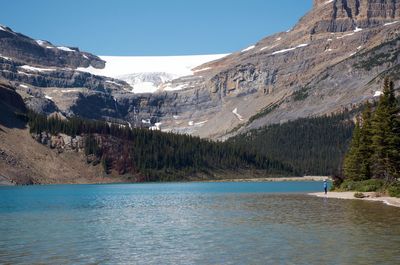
371, 78, 400, 181
343, 119, 362, 180
386, 80, 400, 180
358, 102, 373, 180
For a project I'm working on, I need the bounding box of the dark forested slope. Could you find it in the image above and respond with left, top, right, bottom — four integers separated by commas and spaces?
229, 113, 355, 176
26, 112, 297, 181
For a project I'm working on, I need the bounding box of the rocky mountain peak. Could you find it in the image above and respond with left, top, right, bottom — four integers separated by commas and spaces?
0, 24, 105, 69
298, 0, 400, 34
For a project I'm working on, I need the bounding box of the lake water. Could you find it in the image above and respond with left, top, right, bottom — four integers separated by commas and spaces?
0, 182, 399, 264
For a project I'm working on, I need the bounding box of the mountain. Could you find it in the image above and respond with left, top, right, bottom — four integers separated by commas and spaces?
1, 0, 399, 140
0, 24, 104, 69
0, 80, 133, 185
0, 80, 297, 184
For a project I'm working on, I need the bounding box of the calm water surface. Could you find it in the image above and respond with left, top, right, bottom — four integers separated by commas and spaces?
0, 182, 399, 265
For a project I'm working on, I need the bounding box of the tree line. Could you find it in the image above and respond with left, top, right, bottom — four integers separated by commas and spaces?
343, 78, 400, 183
26, 111, 297, 181
228, 112, 355, 176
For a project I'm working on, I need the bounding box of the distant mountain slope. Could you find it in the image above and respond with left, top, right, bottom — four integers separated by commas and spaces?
0, 0, 399, 139
0, 82, 297, 185
0, 81, 125, 185
179, 0, 400, 139
0, 24, 104, 69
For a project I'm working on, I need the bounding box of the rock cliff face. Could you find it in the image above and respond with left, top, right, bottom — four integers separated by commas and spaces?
176, 0, 400, 139
0, 81, 26, 114
1, 0, 400, 140
302, 0, 400, 33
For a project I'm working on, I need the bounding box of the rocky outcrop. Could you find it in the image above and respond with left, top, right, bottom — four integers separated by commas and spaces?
0, 56, 129, 91
0, 81, 27, 113
32, 132, 85, 153
0, 25, 104, 69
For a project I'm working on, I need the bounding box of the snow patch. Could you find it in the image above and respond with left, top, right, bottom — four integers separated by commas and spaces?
35, 40, 53, 49
44, 95, 53, 100
384, 21, 399, 26
260, 44, 278, 51
193, 67, 212, 73
105, 80, 121, 86
163, 84, 187, 92
336, 33, 354, 39
20, 65, 56, 72
0, 54, 11, 60
61, 89, 81, 93
374, 91, 383, 97
232, 108, 244, 121
149, 122, 162, 131
242, 45, 255, 52
35, 40, 46, 46
57, 46, 75, 52
354, 27, 363, 32
188, 121, 194, 126
325, 0, 334, 3
173, 115, 179, 120
195, 120, 208, 126
19, 84, 28, 88
131, 82, 158, 94
142, 119, 151, 124
82, 54, 89, 59
271, 43, 308, 55
0, 25, 11, 32
17, 71, 34, 76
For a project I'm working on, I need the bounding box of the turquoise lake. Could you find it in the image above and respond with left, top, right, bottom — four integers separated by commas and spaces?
0, 181, 399, 264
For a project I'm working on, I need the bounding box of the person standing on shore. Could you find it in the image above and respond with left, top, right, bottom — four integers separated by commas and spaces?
323, 179, 328, 195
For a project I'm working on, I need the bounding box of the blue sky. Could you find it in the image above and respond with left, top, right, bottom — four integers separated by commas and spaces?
2, 0, 312, 56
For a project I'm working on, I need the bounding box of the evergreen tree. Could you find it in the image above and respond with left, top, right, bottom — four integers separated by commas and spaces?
358, 102, 373, 180
371, 78, 400, 181
343, 119, 362, 180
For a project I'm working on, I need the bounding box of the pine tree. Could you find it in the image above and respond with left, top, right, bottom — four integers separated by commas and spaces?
371, 78, 400, 181
343, 119, 362, 180
358, 102, 373, 180
386, 79, 400, 180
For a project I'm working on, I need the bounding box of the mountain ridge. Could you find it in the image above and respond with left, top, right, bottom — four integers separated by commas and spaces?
0, 0, 399, 140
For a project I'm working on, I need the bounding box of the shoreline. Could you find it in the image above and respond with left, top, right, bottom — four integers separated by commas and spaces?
308, 192, 400, 208
0, 176, 331, 186
206, 176, 330, 183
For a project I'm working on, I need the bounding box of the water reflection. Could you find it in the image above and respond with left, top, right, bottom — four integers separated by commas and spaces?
0, 183, 399, 264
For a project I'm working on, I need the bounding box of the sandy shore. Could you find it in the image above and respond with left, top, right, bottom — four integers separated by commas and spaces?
207, 176, 330, 182
309, 192, 400, 208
